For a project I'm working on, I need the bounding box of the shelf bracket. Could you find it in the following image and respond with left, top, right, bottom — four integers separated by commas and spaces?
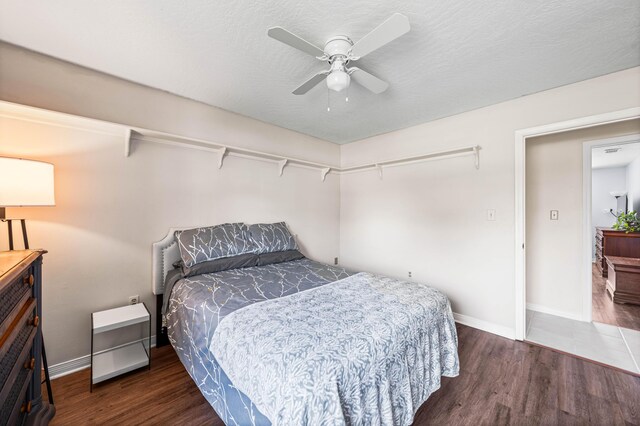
124, 128, 132, 158
473, 146, 480, 170
277, 159, 288, 177
216, 147, 227, 169
376, 164, 383, 179
320, 167, 331, 182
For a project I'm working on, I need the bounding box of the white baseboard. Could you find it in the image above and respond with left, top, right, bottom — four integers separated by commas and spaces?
526, 303, 584, 322
453, 312, 515, 340
49, 335, 157, 380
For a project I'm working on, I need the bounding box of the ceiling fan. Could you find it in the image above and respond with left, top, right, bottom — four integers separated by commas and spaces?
267, 13, 410, 96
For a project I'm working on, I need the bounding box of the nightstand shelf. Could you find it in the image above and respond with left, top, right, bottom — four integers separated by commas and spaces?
91, 303, 151, 391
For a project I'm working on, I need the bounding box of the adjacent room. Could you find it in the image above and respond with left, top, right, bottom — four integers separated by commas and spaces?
525, 122, 640, 374
0, 1, 639, 425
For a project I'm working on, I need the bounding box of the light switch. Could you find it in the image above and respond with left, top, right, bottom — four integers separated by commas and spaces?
550, 210, 559, 220
487, 209, 496, 221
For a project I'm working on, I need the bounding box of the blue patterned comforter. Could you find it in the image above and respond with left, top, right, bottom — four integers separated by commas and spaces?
167, 260, 459, 425
211, 272, 459, 426
167, 258, 352, 425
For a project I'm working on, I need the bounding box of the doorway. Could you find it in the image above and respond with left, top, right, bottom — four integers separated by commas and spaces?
515, 111, 640, 374
589, 137, 640, 330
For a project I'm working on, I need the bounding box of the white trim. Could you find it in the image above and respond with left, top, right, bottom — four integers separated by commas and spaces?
453, 312, 515, 340
49, 335, 156, 380
514, 107, 640, 341
582, 141, 593, 323
0, 100, 127, 138
526, 303, 583, 322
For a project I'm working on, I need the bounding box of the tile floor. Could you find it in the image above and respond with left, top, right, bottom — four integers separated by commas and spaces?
526, 310, 640, 374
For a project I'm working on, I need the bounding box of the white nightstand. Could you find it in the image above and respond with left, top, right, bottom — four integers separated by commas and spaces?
90, 303, 151, 391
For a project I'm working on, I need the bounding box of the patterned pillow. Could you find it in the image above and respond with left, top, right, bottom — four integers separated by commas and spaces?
247, 222, 298, 254
175, 223, 255, 267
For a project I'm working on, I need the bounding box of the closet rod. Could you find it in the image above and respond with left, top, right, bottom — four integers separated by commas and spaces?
0, 101, 481, 181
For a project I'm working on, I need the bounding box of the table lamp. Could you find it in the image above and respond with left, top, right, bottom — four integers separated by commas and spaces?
0, 157, 55, 250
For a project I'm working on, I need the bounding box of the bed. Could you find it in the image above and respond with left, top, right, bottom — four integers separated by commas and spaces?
152, 223, 459, 425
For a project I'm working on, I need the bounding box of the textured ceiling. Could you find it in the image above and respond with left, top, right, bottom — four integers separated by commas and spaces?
0, 1, 639, 144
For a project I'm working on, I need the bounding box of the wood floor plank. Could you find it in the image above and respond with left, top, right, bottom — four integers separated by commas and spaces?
46, 324, 640, 425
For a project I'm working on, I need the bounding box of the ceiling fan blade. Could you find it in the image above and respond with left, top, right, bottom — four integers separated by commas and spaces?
349, 67, 389, 94
267, 27, 325, 57
292, 71, 329, 95
350, 13, 410, 59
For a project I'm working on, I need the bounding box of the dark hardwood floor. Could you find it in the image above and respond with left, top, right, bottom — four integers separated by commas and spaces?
592, 263, 640, 330
45, 324, 640, 425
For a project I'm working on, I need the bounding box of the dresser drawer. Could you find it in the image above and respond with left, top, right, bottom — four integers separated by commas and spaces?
0, 364, 33, 426
0, 251, 52, 425
0, 298, 37, 399
0, 266, 34, 338
0, 322, 37, 405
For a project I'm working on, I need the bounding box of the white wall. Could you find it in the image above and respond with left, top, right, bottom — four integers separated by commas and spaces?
340, 67, 640, 335
627, 155, 640, 213
525, 122, 639, 320
591, 167, 627, 257
0, 44, 341, 366
1, 41, 640, 363
0, 42, 339, 165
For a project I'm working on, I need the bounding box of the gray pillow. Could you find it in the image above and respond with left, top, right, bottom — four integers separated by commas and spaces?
248, 222, 298, 254
180, 253, 259, 277
257, 250, 305, 266
175, 223, 255, 267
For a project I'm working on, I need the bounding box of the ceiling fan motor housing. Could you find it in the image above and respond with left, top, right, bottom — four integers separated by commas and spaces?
324, 36, 353, 58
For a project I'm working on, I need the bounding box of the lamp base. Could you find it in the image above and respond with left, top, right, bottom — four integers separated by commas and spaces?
1, 216, 30, 251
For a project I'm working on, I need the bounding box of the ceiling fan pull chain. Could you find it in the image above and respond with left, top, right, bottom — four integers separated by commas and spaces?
346, 85, 349, 103
327, 89, 331, 112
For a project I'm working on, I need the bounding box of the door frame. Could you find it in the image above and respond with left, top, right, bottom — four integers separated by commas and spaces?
514, 107, 640, 341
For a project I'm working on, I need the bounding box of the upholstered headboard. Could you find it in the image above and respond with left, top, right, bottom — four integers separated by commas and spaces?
151, 226, 199, 295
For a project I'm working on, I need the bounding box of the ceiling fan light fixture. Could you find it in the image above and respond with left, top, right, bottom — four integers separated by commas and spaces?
326, 70, 350, 92
268, 13, 410, 96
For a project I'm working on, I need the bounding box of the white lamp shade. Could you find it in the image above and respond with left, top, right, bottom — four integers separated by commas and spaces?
0, 157, 55, 206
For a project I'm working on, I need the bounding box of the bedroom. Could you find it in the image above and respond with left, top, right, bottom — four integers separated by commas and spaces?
0, 1, 639, 425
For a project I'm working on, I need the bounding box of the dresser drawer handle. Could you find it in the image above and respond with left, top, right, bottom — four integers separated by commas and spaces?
23, 274, 35, 287
30, 316, 40, 327
24, 357, 35, 370
20, 401, 32, 413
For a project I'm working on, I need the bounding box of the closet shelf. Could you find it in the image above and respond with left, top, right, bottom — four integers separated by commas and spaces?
1, 100, 481, 182
130, 130, 481, 179
341, 145, 480, 178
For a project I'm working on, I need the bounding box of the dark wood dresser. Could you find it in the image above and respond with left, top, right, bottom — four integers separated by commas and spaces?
595, 228, 640, 277
0, 250, 55, 425
605, 256, 640, 305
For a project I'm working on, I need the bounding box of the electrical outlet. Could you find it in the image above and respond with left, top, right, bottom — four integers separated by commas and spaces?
550, 210, 559, 220
487, 209, 496, 221
334, 257, 339, 265
408, 271, 412, 278
129, 295, 139, 305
